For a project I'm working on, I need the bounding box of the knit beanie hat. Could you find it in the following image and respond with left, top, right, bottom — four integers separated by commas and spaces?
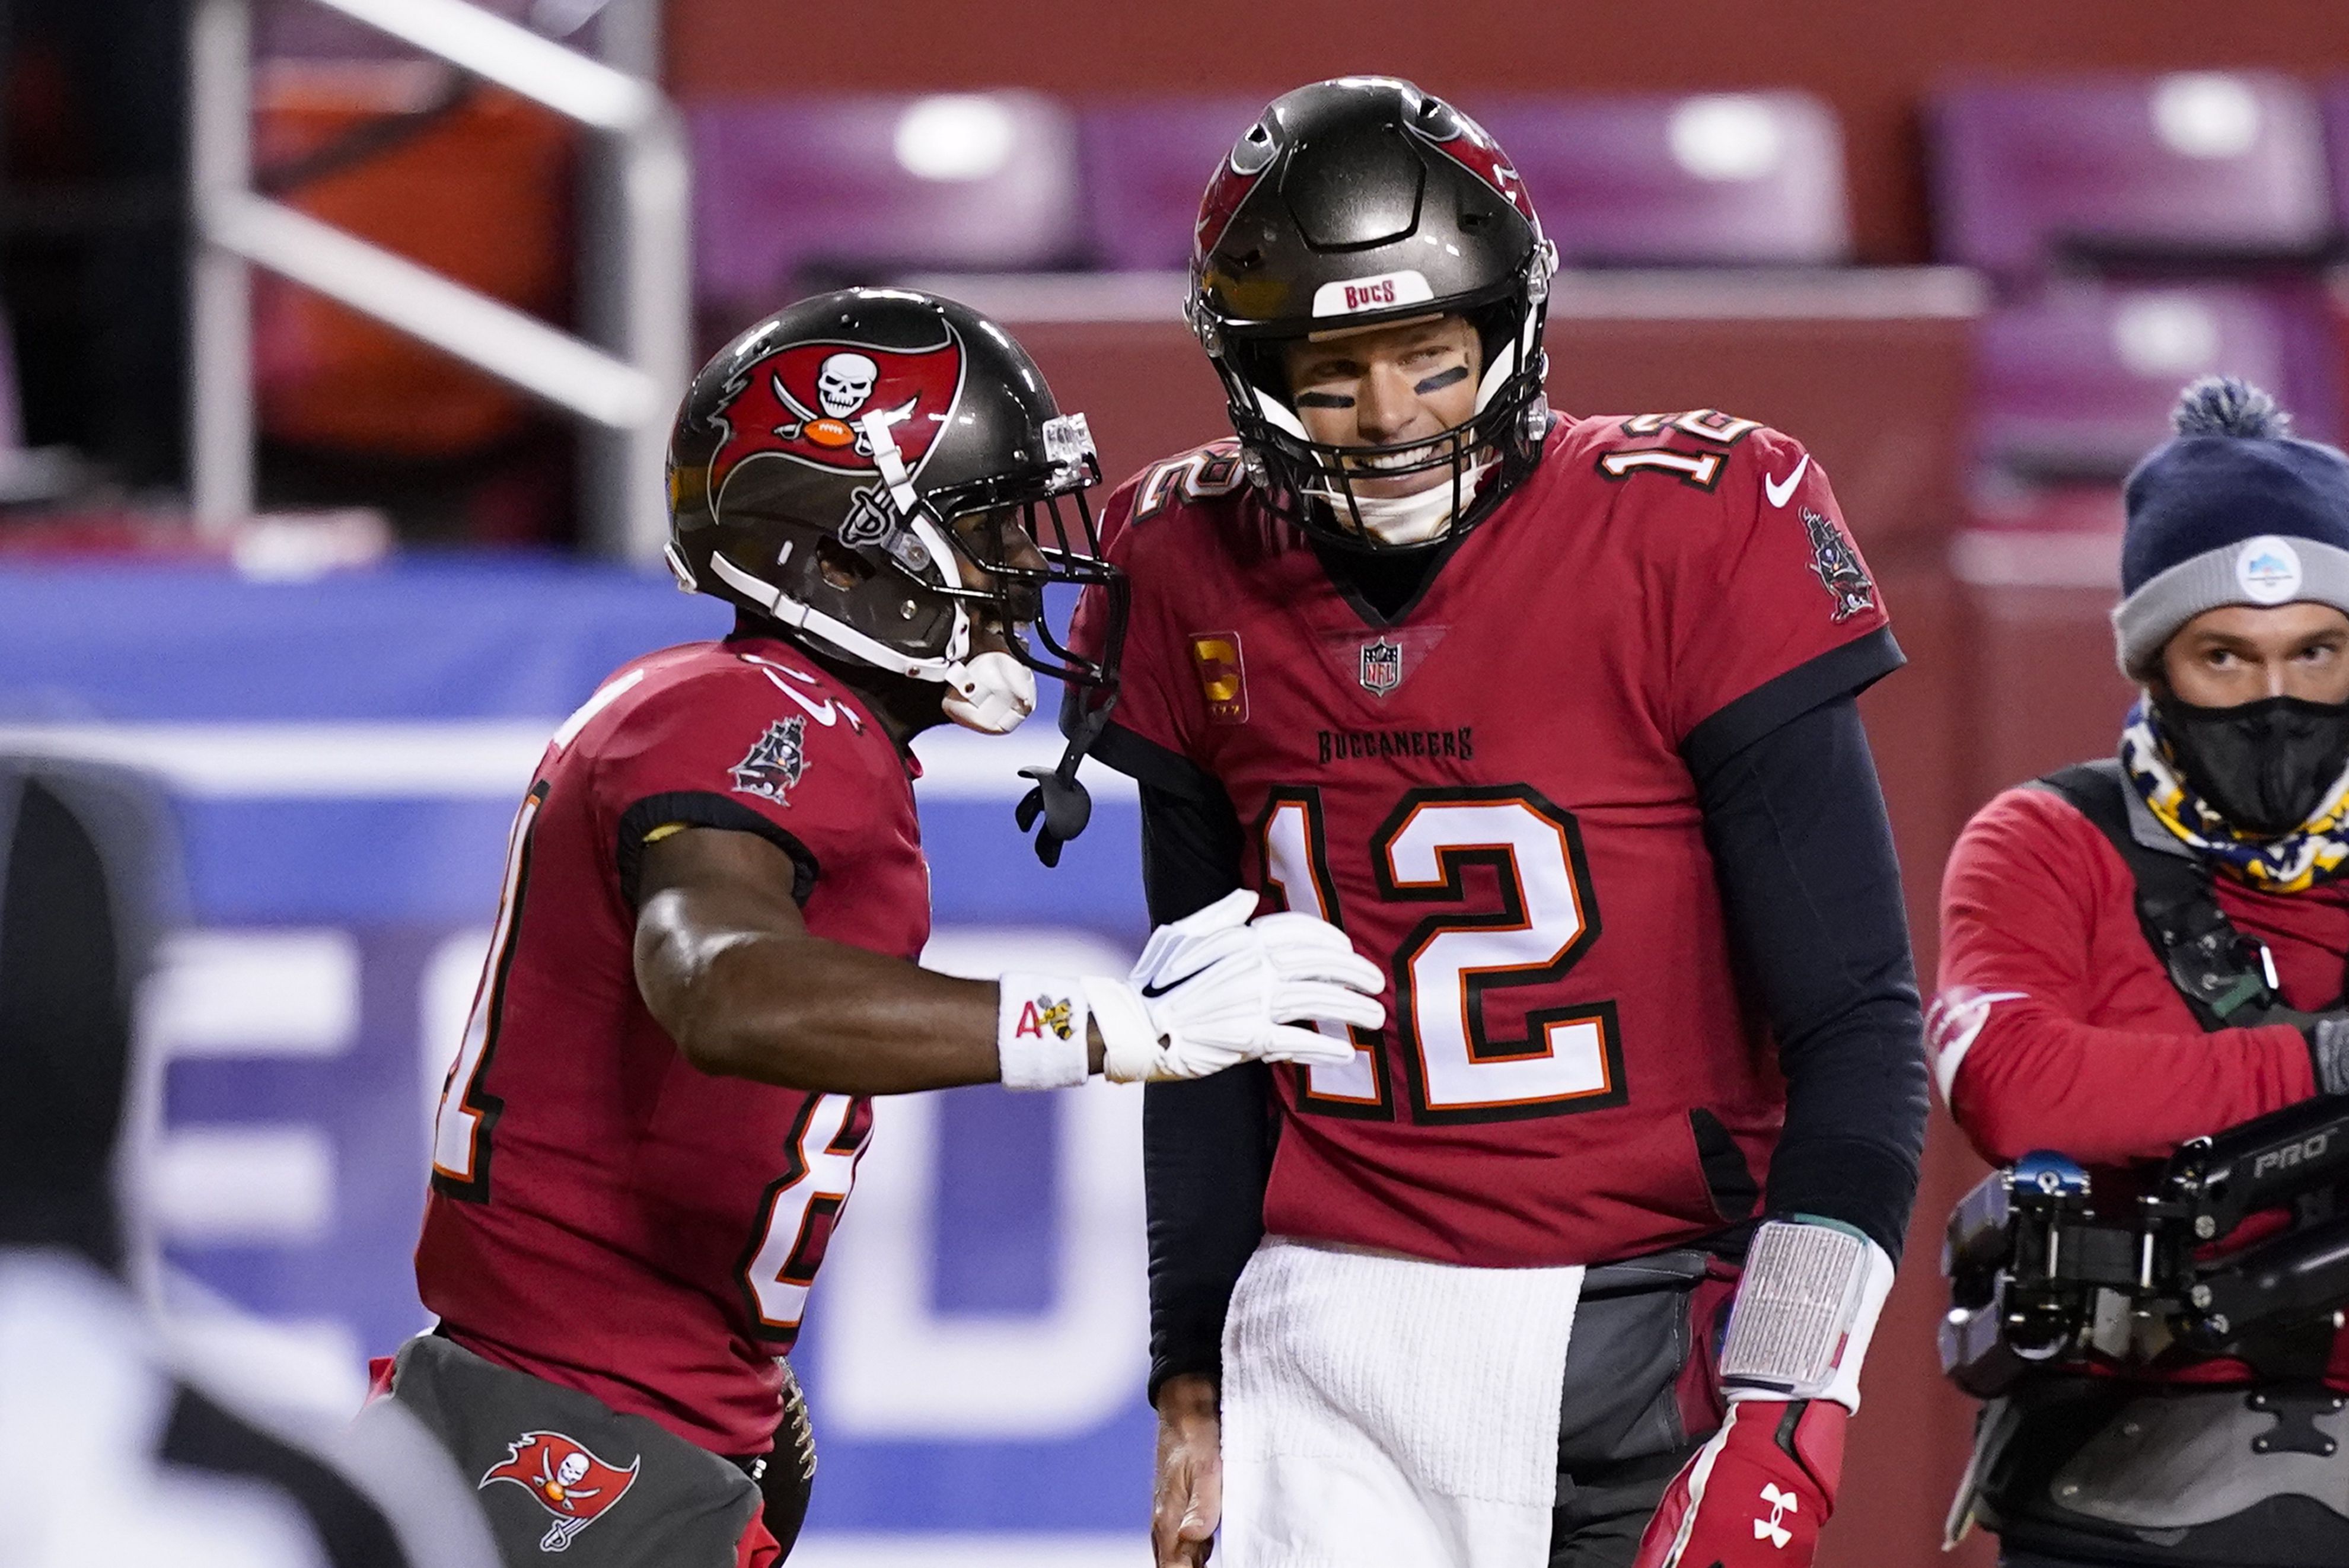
2112, 378, 2349, 680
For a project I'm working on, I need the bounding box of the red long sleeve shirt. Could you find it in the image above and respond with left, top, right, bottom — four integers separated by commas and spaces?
1936, 783, 2346, 1168
1936, 782, 2349, 1384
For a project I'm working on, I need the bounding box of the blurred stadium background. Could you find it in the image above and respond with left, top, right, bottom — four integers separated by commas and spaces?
8, 1, 2349, 1562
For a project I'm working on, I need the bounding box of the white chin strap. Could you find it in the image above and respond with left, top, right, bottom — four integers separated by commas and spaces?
703, 412, 1036, 735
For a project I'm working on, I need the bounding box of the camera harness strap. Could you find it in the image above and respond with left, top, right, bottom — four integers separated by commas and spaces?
2033, 760, 2296, 1030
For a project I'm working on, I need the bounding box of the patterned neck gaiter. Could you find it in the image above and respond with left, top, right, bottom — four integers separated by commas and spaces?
2120, 696, 2349, 892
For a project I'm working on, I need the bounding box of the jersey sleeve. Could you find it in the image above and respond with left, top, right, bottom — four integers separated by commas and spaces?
583, 668, 899, 909
1064, 460, 1220, 799
1667, 430, 1903, 779
1934, 786, 2316, 1167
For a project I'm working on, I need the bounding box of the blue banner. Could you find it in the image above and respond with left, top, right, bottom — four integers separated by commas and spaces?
0, 556, 1153, 1564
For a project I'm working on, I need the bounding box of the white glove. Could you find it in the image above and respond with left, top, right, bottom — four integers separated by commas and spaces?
995, 890, 1386, 1089
1107, 889, 1384, 1082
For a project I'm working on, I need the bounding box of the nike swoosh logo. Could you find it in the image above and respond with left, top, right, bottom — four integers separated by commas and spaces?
755, 665, 838, 726
1764, 453, 1810, 509
1140, 965, 1212, 1000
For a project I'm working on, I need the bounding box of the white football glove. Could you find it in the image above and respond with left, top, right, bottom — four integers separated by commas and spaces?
995, 890, 1385, 1088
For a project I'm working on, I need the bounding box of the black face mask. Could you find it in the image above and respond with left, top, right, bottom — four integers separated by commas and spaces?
2154, 692, 2349, 838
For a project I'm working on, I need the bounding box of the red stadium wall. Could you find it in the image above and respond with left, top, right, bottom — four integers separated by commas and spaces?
667, 0, 2349, 264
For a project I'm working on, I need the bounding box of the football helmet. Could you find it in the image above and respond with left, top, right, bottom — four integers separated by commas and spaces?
665, 288, 1127, 734
1187, 77, 1558, 550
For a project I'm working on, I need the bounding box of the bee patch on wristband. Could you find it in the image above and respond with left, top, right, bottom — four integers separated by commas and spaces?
729, 716, 808, 804
1015, 994, 1076, 1041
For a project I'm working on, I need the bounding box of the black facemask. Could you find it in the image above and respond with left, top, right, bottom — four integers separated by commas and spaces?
2153, 691, 2349, 838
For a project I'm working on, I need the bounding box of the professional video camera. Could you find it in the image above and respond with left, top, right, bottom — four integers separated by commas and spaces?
1942, 1095, 2349, 1398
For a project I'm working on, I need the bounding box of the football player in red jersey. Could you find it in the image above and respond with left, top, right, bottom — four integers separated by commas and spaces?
374, 289, 1384, 1568
1057, 82, 1930, 1567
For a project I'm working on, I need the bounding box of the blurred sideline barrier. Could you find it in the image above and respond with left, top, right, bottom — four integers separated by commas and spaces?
0, 557, 1155, 1559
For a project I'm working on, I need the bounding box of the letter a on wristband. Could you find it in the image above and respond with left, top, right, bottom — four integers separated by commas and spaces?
996, 972, 1092, 1090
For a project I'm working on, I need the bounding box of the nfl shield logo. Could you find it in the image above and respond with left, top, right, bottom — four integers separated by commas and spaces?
1359, 637, 1403, 697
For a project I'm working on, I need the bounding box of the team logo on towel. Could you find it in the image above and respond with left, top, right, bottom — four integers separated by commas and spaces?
479, 1430, 640, 1551
730, 716, 808, 804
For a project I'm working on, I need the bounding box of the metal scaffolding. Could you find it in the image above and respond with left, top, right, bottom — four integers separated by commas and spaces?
187, 0, 691, 560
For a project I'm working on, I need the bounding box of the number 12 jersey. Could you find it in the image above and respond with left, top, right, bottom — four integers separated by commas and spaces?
1073, 412, 1900, 1269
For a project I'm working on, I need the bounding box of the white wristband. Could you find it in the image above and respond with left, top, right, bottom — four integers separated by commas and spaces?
995, 973, 1092, 1091
1717, 1218, 1896, 1414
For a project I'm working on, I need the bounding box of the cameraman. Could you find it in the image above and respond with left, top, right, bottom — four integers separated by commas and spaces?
1935, 377, 2349, 1568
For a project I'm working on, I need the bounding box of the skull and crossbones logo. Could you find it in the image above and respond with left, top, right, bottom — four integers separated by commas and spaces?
815, 352, 878, 417
543, 1449, 600, 1508
770, 350, 918, 455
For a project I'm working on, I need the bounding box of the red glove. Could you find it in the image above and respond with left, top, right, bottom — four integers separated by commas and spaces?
1631, 1398, 1846, 1568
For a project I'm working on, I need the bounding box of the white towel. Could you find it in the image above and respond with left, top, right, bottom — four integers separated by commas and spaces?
1217, 1236, 1585, 1568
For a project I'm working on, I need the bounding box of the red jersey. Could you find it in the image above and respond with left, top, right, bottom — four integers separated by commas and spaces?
416, 632, 928, 1455
1072, 413, 1898, 1268
1935, 784, 2337, 1166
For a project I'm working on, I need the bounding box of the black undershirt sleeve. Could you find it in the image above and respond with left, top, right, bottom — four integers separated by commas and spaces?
1129, 740, 1272, 1400
1692, 689, 1928, 1263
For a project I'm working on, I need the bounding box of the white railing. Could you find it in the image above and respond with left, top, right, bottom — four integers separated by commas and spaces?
187, 0, 690, 560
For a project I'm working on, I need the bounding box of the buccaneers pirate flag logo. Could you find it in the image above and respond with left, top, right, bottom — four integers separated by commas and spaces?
479, 1430, 641, 1552
707, 331, 966, 499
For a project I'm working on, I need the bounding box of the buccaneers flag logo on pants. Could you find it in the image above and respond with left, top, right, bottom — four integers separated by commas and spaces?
479, 1430, 642, 1551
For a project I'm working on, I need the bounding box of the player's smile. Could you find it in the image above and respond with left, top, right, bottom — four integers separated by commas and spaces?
1281, 314, 1484, 500
948, 505, 1048, 655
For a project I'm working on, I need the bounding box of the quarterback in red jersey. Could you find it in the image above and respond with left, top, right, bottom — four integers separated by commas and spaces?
1061, 82, 1928, 1567
383, 289, 1382, 1568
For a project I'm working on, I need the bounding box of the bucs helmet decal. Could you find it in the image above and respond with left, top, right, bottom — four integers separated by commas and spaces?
707, 330, 967, 495
1423, 119, 1538, 227
664, 289, 1131, 865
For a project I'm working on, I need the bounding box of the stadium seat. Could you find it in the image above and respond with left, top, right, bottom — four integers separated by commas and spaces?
1079, 98, 1269, 272
1927, 73, 2335, 281
2322, 79, 2349, 237
691, 94, 1086, 316
1476, 93, 1852, 267
1972, 282, 2301, 483
1073, 91, 1850, 274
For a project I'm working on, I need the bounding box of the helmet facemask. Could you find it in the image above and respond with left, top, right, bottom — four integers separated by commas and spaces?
1206, 269, 1554, 554
1185, 78, 1560, 553
693, 410, 1127, 735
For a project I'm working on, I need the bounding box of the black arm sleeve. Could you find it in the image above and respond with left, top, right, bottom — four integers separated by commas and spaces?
1132, 746, 1272, 1400
1694, 690, 1929, 1263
